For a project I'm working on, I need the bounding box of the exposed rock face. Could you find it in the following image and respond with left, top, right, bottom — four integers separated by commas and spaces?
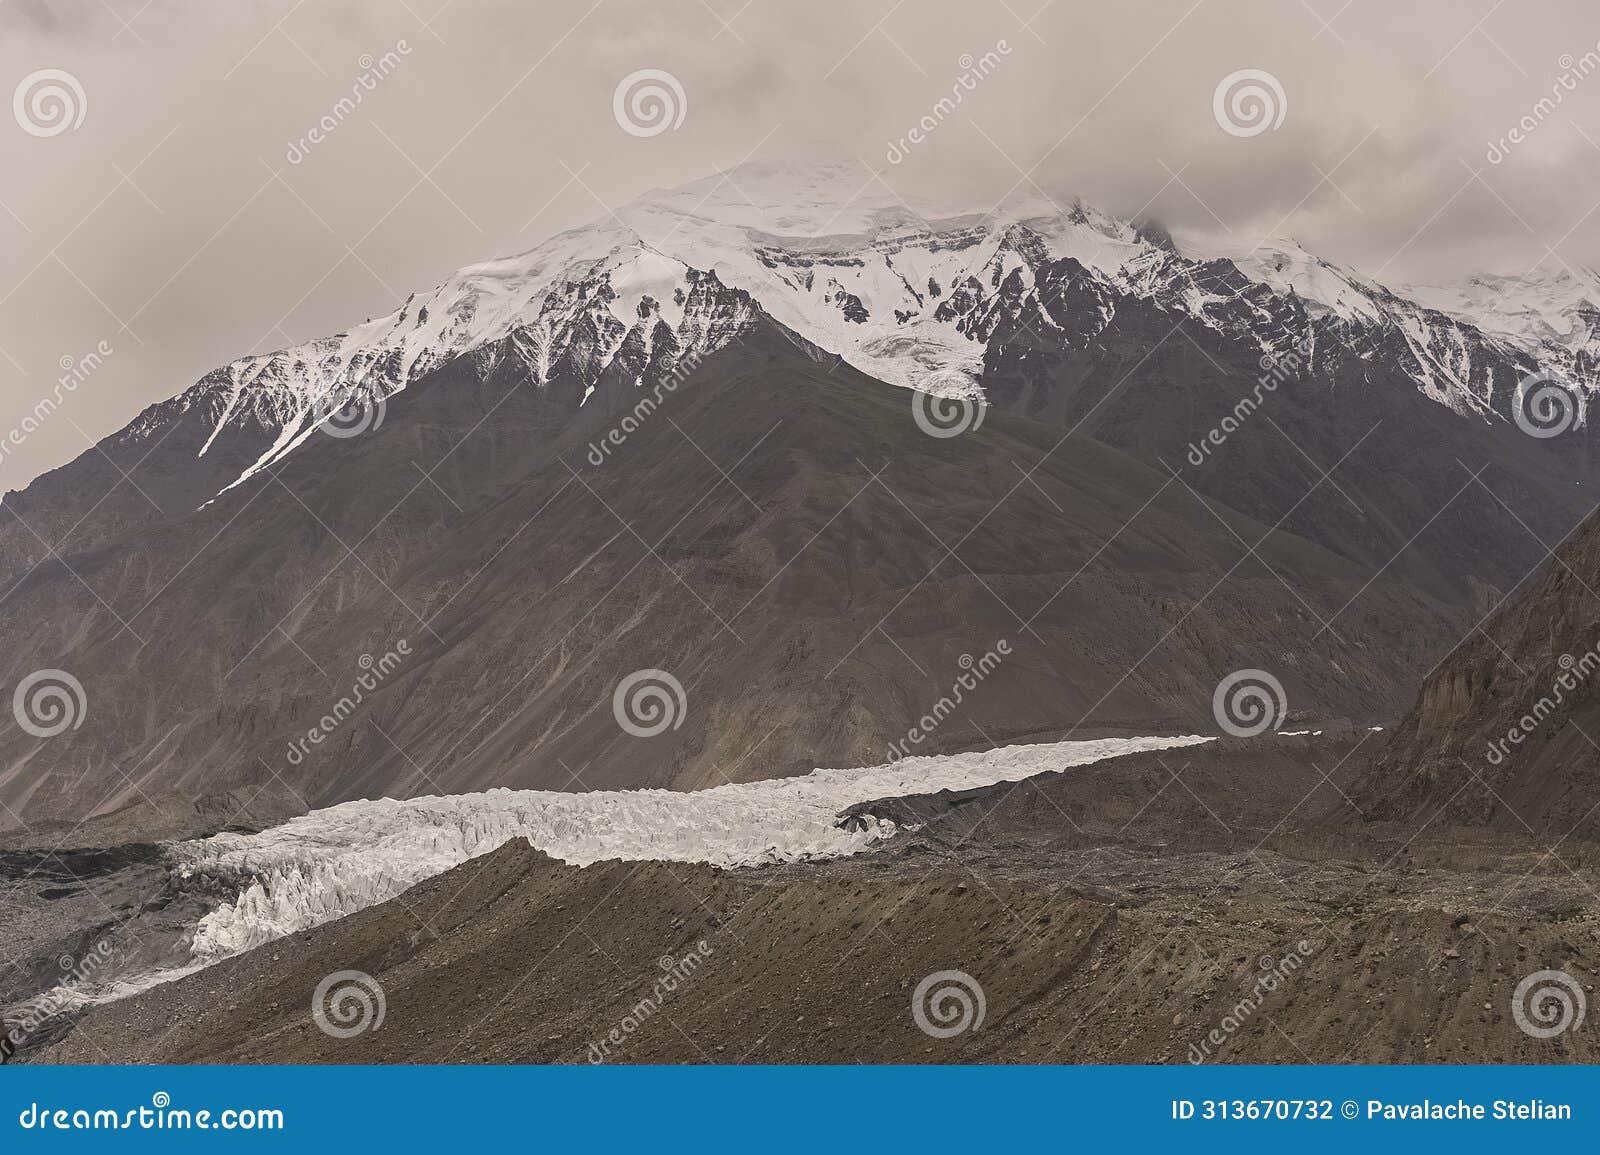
1356, 503, 1600, 839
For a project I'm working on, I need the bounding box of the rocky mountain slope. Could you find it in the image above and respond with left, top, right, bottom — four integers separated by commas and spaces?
1356, 496, 1600, 841
3, 162, 1599, 830
0, 322, 1468, 825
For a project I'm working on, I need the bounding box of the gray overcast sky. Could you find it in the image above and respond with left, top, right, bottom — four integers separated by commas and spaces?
3, 0, 1600, 490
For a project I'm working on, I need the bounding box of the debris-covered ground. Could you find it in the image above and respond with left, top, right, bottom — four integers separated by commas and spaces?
21, 730, 1598, 1064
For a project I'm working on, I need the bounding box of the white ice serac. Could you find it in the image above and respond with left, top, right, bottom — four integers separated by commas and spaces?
170, 734, 1212, 961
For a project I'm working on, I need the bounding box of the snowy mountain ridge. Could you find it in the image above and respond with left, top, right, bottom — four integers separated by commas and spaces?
112, 161, 1600, 500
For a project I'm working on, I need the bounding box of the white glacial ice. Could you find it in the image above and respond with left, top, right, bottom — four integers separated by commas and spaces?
171, 734, 1211, 963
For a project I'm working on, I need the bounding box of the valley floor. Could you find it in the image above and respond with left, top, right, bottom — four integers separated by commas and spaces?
15, 730, 1599, 1064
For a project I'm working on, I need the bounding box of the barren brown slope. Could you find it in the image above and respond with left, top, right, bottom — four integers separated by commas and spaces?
1354, 498, 1600, 842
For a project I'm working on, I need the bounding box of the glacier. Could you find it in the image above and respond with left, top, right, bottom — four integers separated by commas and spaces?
170, 733, 1211, 962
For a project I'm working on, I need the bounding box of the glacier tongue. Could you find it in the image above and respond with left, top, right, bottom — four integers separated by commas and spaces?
172, 734, 1211, 962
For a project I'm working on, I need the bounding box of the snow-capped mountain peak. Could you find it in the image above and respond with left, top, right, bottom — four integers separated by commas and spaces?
112, 160, 1598, 500
1178, 232, 1386, 324
1405, 264, 1600, 356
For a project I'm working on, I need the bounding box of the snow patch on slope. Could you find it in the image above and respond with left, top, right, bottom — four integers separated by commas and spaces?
1181, 233, 1385, 323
